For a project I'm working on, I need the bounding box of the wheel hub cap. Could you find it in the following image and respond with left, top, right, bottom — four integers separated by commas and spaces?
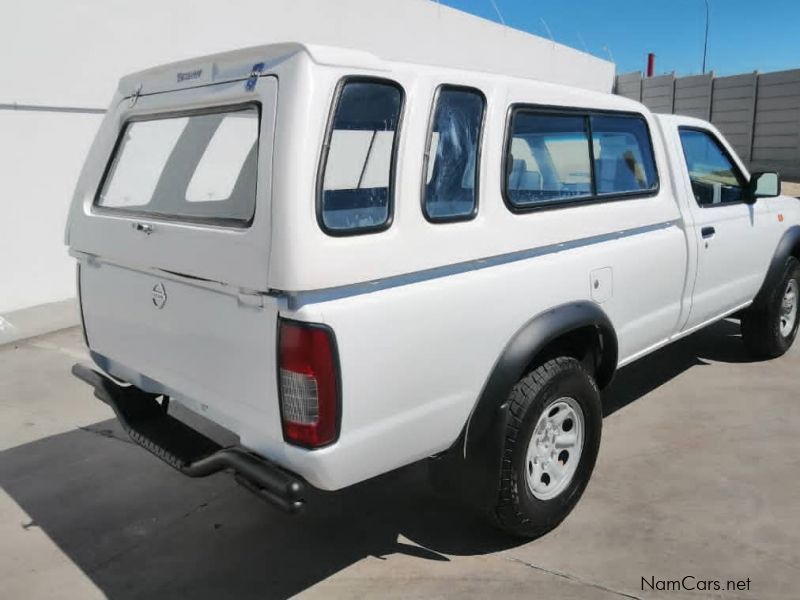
525, 397, 585, 500
780, 279, 798, 338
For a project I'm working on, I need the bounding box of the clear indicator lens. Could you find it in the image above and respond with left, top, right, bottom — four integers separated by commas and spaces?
279, 368, 319, 425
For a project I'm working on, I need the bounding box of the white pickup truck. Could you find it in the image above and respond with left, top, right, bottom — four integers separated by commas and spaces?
67, 43, 800, 538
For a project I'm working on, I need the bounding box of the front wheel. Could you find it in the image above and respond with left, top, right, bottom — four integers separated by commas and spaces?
741, 256, 800, 359
492, 357, 602, 538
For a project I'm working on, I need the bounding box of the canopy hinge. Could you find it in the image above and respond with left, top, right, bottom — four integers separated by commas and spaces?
237, 289, 264, 309
129, 84, 142, 107
245, 62, 266, 92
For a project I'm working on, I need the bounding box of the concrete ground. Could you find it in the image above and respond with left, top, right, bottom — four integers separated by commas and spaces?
1, 323, 798, 599
781, 181, 800, 196
782, 180, 800, 196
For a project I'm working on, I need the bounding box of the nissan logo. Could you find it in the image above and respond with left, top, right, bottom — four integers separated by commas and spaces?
152, 282, 167, 309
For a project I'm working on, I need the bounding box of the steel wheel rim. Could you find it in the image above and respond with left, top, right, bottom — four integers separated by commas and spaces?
524, 397, 585, 501
780, 279, 798, 338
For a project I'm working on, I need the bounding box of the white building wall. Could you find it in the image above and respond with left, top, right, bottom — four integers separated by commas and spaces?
0, 0, 613, 337
0, 110, 102, 315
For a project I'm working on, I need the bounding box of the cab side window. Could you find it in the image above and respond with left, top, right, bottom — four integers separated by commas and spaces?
423, 87, 485, 221
679, 128, 746, 206
591, 115, 657, 195
503, 108, 659, 212
505, 113, 592, 207
319, 79, 403, 234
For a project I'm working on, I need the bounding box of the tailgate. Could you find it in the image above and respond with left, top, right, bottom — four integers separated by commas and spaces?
79, 259, 281, 432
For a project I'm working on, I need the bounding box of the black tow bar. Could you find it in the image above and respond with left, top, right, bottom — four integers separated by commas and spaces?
72, 363, 306, 514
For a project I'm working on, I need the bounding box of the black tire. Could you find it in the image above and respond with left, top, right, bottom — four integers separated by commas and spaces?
741, 256, 800, 359
492, 357, 602, 538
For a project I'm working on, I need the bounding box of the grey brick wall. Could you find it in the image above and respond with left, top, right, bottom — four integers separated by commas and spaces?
615, 69, 800, 179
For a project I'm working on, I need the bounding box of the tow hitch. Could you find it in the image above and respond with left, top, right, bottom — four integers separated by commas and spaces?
72, 363, 306, 513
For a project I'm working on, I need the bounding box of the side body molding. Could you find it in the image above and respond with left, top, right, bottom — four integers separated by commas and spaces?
752, 225, 800, 309
433, 301, 618, 509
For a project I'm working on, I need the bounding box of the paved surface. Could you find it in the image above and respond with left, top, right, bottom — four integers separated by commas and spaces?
0, 298, 80, 346
1, 323, 799, 599
782, 180, 800, 196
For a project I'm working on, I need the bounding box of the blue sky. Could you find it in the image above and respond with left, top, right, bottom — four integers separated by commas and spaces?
440, 0, 800, 76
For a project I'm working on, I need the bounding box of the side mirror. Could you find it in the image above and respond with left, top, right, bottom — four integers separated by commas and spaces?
745, 172, 781, 204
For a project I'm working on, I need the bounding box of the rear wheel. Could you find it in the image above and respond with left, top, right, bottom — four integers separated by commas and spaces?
492, 357, 602, 538
741, 256, 800, 358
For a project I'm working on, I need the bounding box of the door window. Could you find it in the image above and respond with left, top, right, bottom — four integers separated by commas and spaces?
678, 128, 746, 206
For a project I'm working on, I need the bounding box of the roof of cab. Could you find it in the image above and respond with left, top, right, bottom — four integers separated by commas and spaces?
117, 41, 647, 116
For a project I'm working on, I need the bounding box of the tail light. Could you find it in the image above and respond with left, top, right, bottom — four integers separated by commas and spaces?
278, 319, 340, 448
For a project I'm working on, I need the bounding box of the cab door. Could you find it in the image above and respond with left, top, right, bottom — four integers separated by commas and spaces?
676, 125, 776, 330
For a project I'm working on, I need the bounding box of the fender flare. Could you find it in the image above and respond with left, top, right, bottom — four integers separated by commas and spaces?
432, 302, 617, 509
752, 225, 800, 309
466, 300, 617, 447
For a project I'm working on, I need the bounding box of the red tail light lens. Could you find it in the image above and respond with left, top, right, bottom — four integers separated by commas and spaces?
278, 319, 340, 448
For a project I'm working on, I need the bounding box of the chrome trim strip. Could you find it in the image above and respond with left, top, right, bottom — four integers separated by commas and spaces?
285, 219, 681, 308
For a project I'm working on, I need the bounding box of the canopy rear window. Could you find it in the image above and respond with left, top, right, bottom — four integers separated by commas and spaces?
96, 105, 259, 227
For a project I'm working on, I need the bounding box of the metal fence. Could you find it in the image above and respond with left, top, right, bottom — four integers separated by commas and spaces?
615, 69, 800, 179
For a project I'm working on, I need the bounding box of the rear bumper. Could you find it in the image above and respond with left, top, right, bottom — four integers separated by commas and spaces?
72, 362, 306, 513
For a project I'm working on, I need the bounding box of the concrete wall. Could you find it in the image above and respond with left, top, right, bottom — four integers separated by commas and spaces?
4, 0, 613, 109
641, 74, 676, 114
711, 73, 758, 163
751, 69, 800, 177
615, 72, 642, 103
674, 74, 713, 121
615, 69, 800, 179
0, 110, 101, 316
0, 0, 612, 337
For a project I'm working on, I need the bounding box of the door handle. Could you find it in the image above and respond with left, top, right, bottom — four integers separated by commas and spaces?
701, 226, 716, 239
132, 222, 154, 235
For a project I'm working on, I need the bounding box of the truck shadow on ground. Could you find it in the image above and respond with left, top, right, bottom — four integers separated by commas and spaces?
602, 318, 750, 416
0, 319, 754, 599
